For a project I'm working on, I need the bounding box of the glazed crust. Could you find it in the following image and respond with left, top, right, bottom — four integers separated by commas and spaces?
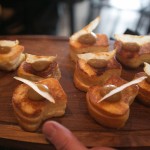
70, 34, 109, 62
74, 57, 122, 92
12, 78, 67, 131
86, 76, 139, 128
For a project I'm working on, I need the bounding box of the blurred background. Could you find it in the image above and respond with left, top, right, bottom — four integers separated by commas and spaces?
58, 0, 150, 38
0, 0, 149, 38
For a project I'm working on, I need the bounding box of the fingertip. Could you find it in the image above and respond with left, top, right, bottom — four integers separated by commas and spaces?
42, 120, 53, 133
42, 121, 57, 141
42, 121, 87, 150
42, 121, 50, 135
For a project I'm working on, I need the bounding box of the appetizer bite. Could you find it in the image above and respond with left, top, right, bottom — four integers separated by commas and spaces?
86, 76, 141, 128
12, 77, 67, 132
135, 62, 150, 106
74, 49, 122, 92
69, 17, 109, 62
17, 53, 61, 81
0, 40, 25, 71
115, 34, 150, 68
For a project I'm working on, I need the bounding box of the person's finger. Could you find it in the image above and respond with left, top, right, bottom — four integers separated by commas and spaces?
90, 146, 116, 150
42, 121, 87, 150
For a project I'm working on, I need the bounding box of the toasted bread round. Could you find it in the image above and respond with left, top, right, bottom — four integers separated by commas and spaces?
17, 61, 61, 82
0, 45, 25, 71
86, 76, 139, 128
70, 34, 109, 62
74, 57, 122, 92
12, 78, 67, 132
115, 34, 150, 68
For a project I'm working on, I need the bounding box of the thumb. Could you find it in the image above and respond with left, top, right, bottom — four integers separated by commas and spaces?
42, 121, 87, 150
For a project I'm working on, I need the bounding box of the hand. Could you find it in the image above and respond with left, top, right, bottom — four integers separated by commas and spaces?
42, 121, 116, 150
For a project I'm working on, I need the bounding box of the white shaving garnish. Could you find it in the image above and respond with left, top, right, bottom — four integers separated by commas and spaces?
78, 49, 116, 61
26, 53, 56, 64
144, 62, 150, 76
70, 17, 100, 41
97, 76, 147, 103
114, 34, 150, 45
0, 40, 19, 47
14, 76, 55, 103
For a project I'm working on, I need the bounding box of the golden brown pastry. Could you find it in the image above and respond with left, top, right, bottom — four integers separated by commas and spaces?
12, 77, 67, 132
17, 53, 61, 81
0, 40, 25, 71
69, 17, 109, 62
86, 76, 139, 128
135, 62, 150, 106
74, 50, 122, 92
115, 34, 150, 68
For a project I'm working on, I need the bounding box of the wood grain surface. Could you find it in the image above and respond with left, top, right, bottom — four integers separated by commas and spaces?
0, 35, 149, 150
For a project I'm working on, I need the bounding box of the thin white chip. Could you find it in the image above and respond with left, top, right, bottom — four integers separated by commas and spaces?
0, 40, 19, 47
70, 17, 100, 41
14, 76, 55, 103
78, 49, 116, 61
26, 53, 56, 64
97, 76, 147, 103
144, 62, 150, 76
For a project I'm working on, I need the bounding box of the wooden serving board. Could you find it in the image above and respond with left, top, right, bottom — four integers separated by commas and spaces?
0, 36, 150, 149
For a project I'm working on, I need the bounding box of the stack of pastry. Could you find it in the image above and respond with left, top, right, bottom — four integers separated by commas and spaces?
86, 76, 139, 128
11, 48, 66, 132
12, 77, 67, 132
69, 17, 109, 62
74, 49, 122, 92
0, 40, 25, 71
17, 53, 61, 81
114, 34, 150, 68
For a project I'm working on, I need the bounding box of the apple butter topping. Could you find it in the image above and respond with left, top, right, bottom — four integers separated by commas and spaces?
28, 84, 49, 101
87, 58, 107, 68
0, 47, 11, 54
122, 43, 140, 52
100, 84, 121, 102
23, 61, 57, 78
77, 32, 97, 45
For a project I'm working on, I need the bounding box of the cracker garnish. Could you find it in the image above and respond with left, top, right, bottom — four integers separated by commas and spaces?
14, 76, 55, 103
97, 76, 147, 103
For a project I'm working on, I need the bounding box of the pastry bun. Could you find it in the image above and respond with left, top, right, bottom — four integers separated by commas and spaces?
74, 50, 122, 92
12, 78, 67, 132
69, 17, 109, 62
115, 34, 150, 68
0, 40, 25, 71
70, 34, 109, 62
86, 76, 139, 128
17, 53, 61, 81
